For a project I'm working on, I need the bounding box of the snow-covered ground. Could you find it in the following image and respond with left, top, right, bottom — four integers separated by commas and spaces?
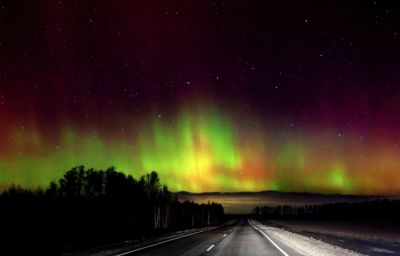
250, 220, 364, 256
269, 220, 400, 243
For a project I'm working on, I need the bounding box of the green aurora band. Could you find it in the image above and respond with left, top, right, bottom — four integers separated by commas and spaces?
1, 104, 400, 194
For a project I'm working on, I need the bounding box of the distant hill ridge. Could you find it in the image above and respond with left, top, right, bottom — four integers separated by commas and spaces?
174, 190, 395, 198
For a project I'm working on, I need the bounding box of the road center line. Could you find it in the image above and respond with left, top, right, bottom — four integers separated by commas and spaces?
248, 219, 290, 256
206, 244, 215, 251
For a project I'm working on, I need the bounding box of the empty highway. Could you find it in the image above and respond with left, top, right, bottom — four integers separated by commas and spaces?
113, 219, 361, 256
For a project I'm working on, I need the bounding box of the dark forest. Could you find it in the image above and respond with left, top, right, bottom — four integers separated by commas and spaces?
253, 200, 400, 221
0, 166, 224, 255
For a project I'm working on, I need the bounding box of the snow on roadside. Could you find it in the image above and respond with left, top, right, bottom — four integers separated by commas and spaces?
251, 220, 366, 256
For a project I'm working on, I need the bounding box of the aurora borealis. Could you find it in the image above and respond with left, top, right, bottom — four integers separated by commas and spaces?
1, 1, 400, 195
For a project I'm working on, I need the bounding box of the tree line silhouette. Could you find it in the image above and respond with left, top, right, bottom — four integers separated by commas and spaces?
0, 166, 224, 255
253, 199, 400, 221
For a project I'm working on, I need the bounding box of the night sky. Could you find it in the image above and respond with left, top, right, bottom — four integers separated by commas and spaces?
1, 1, 400, 194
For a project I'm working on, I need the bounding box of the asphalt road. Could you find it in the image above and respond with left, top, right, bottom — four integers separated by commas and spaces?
126, 219, 293, 256
80, 218, 400, 256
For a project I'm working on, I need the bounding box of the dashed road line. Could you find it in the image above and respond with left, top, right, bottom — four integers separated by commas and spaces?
248, 219, 290, 256
206, 244, 215, 252
114, 226, 219, 256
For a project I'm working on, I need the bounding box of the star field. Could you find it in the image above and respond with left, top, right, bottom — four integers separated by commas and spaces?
1, 1, 400, 194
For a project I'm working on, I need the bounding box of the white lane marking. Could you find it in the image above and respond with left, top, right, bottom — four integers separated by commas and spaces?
223, 234, 227, 237
206, 244, 215, 251
115, 226, 218, 256
248, 219, 290, 256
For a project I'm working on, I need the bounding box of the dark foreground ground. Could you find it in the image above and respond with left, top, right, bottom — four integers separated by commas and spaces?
81, 218, 400, 256
2, 218, 399, 255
